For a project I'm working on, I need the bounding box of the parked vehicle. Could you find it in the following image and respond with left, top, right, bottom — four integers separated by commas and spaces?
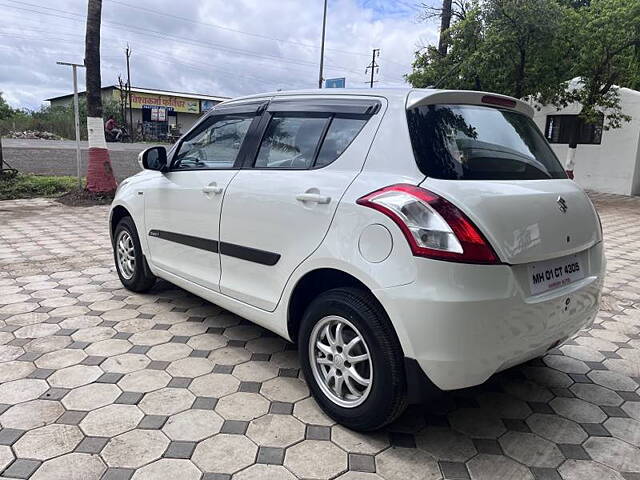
109, 89, 605, 430
105, 125, 130, 142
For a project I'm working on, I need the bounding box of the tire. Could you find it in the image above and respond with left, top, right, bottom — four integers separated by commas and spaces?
113, 216, 156, 292
298, 287, 407, 431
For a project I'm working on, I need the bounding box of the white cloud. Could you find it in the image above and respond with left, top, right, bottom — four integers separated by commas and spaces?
0, 0, 438, 109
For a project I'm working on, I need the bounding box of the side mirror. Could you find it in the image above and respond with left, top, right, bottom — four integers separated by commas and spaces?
139, 146, 167, 172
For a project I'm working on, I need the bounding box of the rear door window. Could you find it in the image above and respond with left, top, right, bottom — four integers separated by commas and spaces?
407, 104, 566, 180
254, 115, 328, 169
315, 117, 368, 168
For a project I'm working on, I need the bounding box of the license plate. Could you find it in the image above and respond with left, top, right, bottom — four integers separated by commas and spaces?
528, 255, 585, 295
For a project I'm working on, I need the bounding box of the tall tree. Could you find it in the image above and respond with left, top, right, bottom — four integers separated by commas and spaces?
408, 0, 566, 99
0, 92, 15, 120
542, 0, 640, 175
408, 0, 640, 177
84, 0, 117, 193
438, 0, 453, 56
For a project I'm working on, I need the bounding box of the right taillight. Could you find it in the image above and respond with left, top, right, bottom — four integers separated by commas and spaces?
357, 184, 500, 264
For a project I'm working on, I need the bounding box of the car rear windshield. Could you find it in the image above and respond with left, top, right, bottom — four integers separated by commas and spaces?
406, 104, 567, 180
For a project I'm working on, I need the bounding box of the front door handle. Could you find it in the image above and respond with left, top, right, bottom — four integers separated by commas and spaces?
202, 185, 223, 194
296, 193, 331, 204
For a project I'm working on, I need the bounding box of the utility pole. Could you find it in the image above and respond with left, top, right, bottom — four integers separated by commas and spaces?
318, 0, 328, 88
125, 45, 133, 140
56, 61, 85, 188
365, 49, 380, 88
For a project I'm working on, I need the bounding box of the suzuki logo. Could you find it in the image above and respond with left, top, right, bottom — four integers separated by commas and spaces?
557, 196, 568, 213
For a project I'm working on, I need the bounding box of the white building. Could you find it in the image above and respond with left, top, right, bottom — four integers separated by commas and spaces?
532, 87, 640, 196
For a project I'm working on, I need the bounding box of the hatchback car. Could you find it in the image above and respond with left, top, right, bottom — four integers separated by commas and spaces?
110, 88, 604, 431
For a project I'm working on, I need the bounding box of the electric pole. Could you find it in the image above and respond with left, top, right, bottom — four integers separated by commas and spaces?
365, 48, 380, 88
125, 45, 133, 140
318, 0, 328, 88
56, 61, 85, 188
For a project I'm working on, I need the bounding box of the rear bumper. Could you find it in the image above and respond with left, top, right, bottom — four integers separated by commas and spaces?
376, 243, 605, 391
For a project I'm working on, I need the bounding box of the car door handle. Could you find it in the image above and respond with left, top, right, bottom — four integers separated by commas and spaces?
296, 193, 331, 204
202, 185, 223, 194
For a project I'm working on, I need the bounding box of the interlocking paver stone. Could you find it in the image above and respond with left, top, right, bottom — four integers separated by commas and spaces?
192, 434, 257, 473
30, 452, 106, 480
61, 383, 121, 410
130, 459, 201, 480
13, 423, 83, 460
0, 399, 64, 429
80, 404, 144, 437
584, 436, 640, 472
2, 194, 640, 479
162, 409, 223, 441
139, 388, 195, 416
0, 378, 49, 404
246, 414, 305, 447
102, 429, 170, 468
499, 431, 564, 468
375, 447, 441, 480
416, 426, 477, 461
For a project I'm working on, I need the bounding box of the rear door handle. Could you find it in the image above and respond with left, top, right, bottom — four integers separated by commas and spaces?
202, 185, 223, 194
296, 193, 331, 204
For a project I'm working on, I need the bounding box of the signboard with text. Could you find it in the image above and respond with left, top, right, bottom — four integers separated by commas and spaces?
325, 78, 346, 88
114, 90, 200, 114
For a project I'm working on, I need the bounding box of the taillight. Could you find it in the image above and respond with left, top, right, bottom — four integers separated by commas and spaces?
481, 95, 517, 108
357, 184, 500, 264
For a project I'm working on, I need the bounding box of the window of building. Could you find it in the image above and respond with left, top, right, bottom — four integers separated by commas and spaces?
544, 114, 603, 145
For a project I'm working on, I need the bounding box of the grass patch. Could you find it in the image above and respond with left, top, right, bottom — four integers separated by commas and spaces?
0, 174, 80, 200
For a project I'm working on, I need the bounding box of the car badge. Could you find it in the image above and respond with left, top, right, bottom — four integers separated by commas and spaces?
557, 196, 568, 213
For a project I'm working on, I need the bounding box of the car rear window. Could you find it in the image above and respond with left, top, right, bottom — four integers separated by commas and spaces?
406, 104, 567, 180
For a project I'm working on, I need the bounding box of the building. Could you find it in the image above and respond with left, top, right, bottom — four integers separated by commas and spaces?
532, 86, 640, 196
47, 86, 229, 140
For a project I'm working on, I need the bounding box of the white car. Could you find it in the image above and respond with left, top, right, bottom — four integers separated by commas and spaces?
110, 88, 605, 430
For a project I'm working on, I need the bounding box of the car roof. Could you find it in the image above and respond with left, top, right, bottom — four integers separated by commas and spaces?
219, 88, 534, 117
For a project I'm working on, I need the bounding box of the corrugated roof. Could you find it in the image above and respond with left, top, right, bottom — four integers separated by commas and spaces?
46, 85, 230, 102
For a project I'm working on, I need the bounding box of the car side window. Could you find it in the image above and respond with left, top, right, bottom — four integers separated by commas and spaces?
173, 114, 254, 170
314, 116, 368, 168
254, 115, 329, 169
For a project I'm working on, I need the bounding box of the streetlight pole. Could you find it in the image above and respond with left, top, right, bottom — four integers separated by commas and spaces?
57, 61, 85, 189
318, 0, 328, 88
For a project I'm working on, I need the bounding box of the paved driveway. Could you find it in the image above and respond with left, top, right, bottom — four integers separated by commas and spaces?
0, 193, 638, 480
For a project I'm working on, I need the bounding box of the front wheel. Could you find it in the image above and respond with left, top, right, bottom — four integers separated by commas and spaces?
298, 287, 407, 431
113, 216, 156, 292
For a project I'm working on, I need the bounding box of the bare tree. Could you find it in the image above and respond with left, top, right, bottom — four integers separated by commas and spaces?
438, 0, 453, 56
418, 0, 471, 56
84, 0, 117, 193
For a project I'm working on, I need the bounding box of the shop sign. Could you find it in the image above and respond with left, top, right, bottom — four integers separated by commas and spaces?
115, 90, 200, 114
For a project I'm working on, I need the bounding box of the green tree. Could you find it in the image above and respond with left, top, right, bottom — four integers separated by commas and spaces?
407, 0, 567, 99
0, 92, 16, 121
408, 0, 640, 175
540, 0, 640, 172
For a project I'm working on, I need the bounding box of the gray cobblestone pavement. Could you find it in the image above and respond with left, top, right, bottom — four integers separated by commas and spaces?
0, 192, 638, 480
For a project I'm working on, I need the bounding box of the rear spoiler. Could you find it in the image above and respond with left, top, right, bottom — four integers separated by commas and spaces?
406, 89, 534, 118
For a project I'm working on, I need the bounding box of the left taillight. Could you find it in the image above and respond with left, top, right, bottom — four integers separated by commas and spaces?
356, 184, 500, 264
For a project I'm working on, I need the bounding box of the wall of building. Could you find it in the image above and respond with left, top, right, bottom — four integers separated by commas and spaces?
533, 88, 640, 196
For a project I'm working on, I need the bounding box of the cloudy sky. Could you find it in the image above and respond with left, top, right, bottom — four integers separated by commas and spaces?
0, 0, 438, 110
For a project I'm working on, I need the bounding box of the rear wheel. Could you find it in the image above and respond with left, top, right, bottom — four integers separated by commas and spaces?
113, 216, 156, 292
298, 287, 407, 431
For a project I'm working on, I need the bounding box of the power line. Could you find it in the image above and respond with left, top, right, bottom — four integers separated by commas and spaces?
105, 0, 372, 58
2, 1, 364, 76
365, 48, 380, 88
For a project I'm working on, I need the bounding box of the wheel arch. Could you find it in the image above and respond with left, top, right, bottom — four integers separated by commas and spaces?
110, 204, 132, 243
287, 267, 400, 349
